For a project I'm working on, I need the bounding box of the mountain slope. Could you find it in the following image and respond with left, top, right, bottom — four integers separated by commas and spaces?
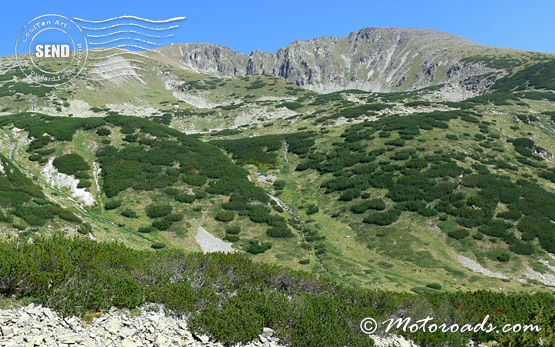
1, 28, 555, 293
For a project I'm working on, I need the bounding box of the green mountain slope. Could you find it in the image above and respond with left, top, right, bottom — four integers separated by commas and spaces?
0, 113, 316, 269
0, 30, 555, 292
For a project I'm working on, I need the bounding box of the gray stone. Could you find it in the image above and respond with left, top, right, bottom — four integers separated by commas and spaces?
262, 327, 274, 335
32, 335, 44, 345
197, 333, 211, 344
57, 334, 80, 344
157, 318, 167, 331
18, 311, 30, 322
42, 307, 54, 321
119, 326, 133, 338
82, 337, 95, 347
105, 317, 121, 335
121, 337, 141, 347
156, 333, 168, 344
1, 326, 12, 336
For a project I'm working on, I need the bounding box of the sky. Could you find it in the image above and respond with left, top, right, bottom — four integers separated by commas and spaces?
2, 0, 555, 57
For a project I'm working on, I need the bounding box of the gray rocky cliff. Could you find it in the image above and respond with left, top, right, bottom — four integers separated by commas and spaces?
162, 27, 505, 97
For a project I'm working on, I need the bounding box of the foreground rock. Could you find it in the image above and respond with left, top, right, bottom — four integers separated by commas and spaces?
0, 303, 282, 347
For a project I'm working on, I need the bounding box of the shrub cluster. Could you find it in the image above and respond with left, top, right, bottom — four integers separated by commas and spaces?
0, 236, 552, 347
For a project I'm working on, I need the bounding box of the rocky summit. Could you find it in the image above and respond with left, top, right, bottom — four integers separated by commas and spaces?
161, 27, 503, 97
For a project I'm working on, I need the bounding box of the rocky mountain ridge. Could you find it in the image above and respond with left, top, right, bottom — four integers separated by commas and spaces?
161, 27, 508, 97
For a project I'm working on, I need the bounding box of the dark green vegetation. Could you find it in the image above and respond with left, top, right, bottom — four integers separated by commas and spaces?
0, 67, 51, 98
0, 152, 81, 227
52, 153, 90, 176
0, 235, 553, 347
0, 113, 297, 254
290, 109, 555, 255
493, 60, 555, 92
213, 132, 314, 168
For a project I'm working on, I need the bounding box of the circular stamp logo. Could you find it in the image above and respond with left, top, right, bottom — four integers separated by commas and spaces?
15, 14, 88, 87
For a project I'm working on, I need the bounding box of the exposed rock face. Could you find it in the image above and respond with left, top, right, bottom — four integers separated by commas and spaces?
164, 28, 504, 96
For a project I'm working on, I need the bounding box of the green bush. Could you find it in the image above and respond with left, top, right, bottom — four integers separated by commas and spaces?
121, 209, 138, 218
104, 199, 122, 210
182, 174, 207, 187
74, 171, 91, 179
152, 219, 172, 231
338, 188, 360, 201
273, 180, 286, 191
306, 204, 319, 215
351, 199, 386, 214
417, 208, 438, 217
385, 138, 406, 147
426, 283, 442, 290
215, 210, 235, 222
0, 212, 13, 223
496, 252, 510, 262
168, 213, 184, 222
245, 240, 272, 254
224, 235, 240, 242
77, 180, 92, 189
0, 235, 552, 347
145, 204, 173, 218
138, 226, 154, 233
96, 127, 111, 136
473, 233, 484, 240
77, 223, 92, 235
497, 210, 522, 221
52, 153, 90, 176
225, 225, 241, 235
13, 205, 53, 226
448, 229, 470, 240
509, 241, 534, 255
478, 220, 511, 238
47, 205, 82, 223
175, 193, 195, 203
363, 209, 401, 226
267, 225, 293, 238
28, 154, 42, 161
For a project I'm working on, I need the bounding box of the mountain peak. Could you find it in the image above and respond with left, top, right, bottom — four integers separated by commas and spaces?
164, 26, 498, 96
